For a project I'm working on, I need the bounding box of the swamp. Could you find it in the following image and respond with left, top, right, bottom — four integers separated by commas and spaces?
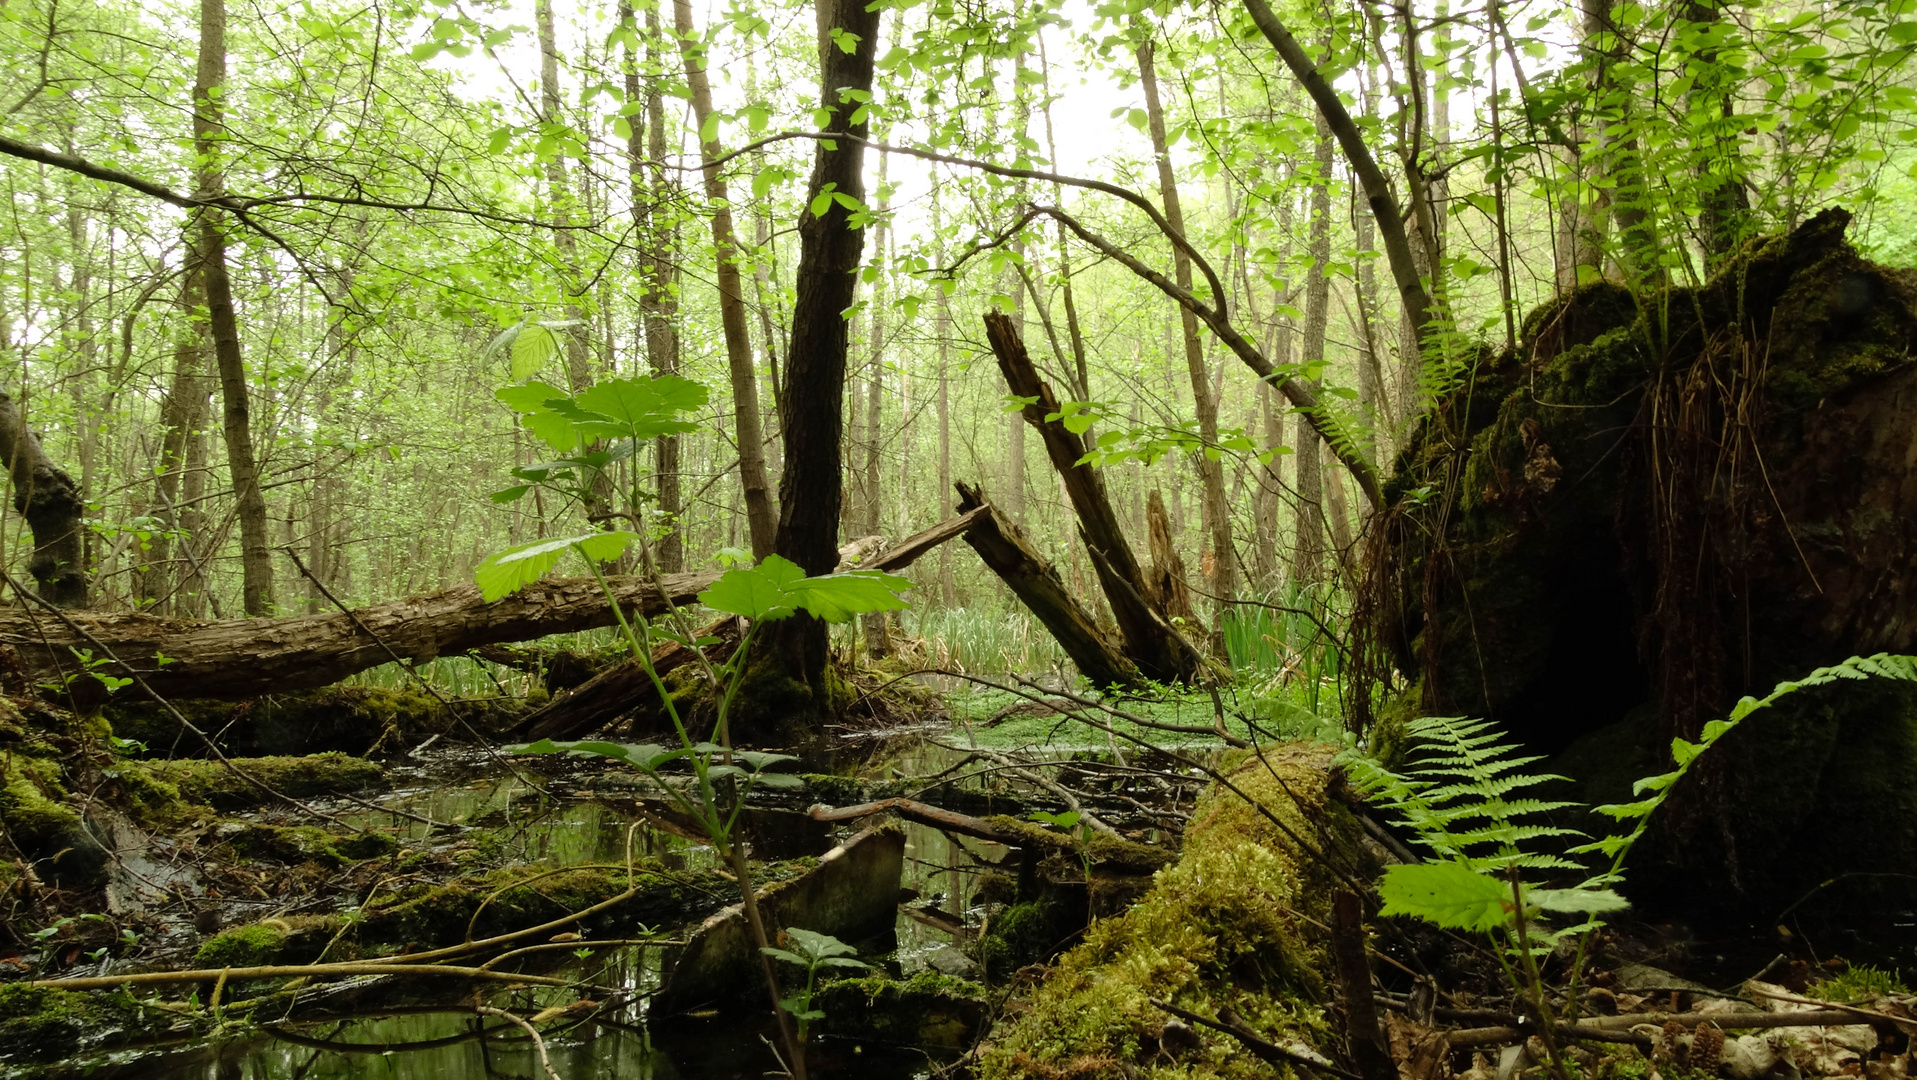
0, 0, 1914, 1076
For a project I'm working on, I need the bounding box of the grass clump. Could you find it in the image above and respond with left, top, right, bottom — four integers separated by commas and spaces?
1808, 963, 1909, 1002
978, 743, 1360, 1080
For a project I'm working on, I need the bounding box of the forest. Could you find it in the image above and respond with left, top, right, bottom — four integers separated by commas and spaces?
0, 0, 1913, 1073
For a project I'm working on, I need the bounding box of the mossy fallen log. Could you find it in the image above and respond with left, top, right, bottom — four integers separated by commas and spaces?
978, 743, 1370, 1080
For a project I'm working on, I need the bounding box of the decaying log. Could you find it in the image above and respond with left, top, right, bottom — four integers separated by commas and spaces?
0, 571, 716, 702
0, 393, 88, 608
1145, 489, 1197, 626
507, 510, 989, 741
956, 481, 1141, 688
985, 311, 1193, 682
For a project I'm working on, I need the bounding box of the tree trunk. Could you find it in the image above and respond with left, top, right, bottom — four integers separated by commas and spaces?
1581, 0, 1661, 286
1292, 118, 1335, 585
0, 394, 87, 607
626, 0, 684, 572
1240, 0, 1435, 366
935, 174, 956, 608
1144, 489, 1197, 629
195, 0, 274, 616
672, 0, 777, 560
760, 0, 881, 709
1682, 0, 1751, 265
860, 158, 891, 658
956, 482, 1140, 689
985, 311, 1193, 682
1136, 33, 1234, 638
140, 263, 210, 615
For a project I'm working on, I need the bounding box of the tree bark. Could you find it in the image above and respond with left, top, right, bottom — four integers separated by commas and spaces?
956, 482, 1140, 688
1293, 118, 1335, 585
625, 0, 684, 572
672, 0, 777, 560
140, 263, 210, 615
760, 0, 881, 709
194, 0, 273, 616
1136, 33, 1234, 636
0, 571, 718, 701
1144, 489, 1197, 629
0, 394, 87, 607
860, 156, 892, 658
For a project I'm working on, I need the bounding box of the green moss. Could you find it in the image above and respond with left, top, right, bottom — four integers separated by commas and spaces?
224, 823, 397, 867
816, 970, 991, 1050
194, 921, 290, 968
979, 744, 1358, 1080
105, 686, 530, 756
0, 985, 171, 1063
143, 752, 382, 808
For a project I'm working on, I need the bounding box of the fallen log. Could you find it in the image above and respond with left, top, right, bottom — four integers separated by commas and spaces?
956, 480, 1141, 688
507, 510, 988, 741
1, 571, 716, 702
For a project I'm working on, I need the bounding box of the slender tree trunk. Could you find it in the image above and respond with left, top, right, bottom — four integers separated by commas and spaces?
1682, 0, 1750, 265
1292, 119, 1335, 586
627, 0, 685, 572
194, 0, 273, 615
536, 0, 591, 394
859, 156, 891, 657
1136, 32, 1234, 640
1581, 0, 1661, 286
672, 0, 777, 559
933, 173, 956, 608
140, 259, 208, 615
761, 0, 881, 708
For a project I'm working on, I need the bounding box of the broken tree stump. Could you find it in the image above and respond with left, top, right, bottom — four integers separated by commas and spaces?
956, 481, 1141, 689
985, 310, 1193, 682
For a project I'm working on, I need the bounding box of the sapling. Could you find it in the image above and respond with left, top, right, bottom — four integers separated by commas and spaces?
479, 369, 911, 1080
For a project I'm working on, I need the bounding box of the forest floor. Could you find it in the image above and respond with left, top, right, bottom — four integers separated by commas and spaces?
0, 671, 1909, 1080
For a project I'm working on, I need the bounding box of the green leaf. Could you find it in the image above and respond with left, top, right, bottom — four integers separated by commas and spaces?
1526, 887, 1630, 916
698, 554, 806, 621
474, 531, 639, 601
785, 570, 911, 622
1377, 861, 1513, 932
512, 324, 562, 380
574, 375, 709, 439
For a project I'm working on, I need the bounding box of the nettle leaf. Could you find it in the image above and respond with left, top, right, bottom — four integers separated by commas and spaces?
1378, 861, 1513, 932
475, 531, 639, 601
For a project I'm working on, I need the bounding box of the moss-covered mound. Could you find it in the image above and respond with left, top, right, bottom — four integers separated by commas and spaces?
139, 752, 383, 808
0, 985, 179, 1062
816, 971, 992, 1050
977, 744, 1361, 1080
193, 859, 743, 968
106, 685, 531, 757
1374, 207, 1917, 920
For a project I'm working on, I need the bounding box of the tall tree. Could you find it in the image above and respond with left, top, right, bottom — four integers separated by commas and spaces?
672, 0, 777, 559
760, 0, 882, 709
1136, 28, 1234, 635
1292, 118, 1335, 585
194, 0, 274, 615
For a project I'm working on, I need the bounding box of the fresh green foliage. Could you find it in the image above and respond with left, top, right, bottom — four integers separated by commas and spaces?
699, 554, 911, 624
474, 531, 641, 602
763, 927, 869, 1040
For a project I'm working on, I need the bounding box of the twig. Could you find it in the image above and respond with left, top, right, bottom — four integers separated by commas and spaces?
475, 1006, 563, 1080
23, 962, 589, 991
1151, 998, 1360, 1080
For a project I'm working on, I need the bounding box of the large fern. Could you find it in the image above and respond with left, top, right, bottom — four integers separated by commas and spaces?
1345, 715, 1586, 874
